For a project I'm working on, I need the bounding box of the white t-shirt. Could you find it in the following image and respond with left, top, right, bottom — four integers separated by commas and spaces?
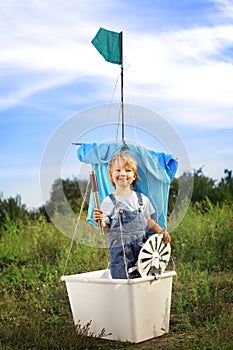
101, 191, 155, 226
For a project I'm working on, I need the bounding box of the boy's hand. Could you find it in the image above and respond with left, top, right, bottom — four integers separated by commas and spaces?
162, 230, 171, 243
93, 208, 103, 222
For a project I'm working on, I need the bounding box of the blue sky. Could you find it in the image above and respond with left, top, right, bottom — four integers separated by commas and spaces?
1, 0, 233, 209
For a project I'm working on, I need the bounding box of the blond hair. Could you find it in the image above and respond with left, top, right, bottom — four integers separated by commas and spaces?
108, 152, 138, 187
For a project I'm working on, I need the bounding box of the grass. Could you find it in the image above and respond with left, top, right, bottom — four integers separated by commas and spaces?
0, 202, 233, 349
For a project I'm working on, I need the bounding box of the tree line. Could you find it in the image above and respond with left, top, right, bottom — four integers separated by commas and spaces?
168, 168, 233, 214
0, 168, 232, 232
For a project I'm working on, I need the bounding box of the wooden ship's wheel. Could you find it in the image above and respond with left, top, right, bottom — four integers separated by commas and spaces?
137, 233, 171, 276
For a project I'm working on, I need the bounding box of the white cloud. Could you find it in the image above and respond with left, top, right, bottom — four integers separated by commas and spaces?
213, 0, 233, 17
122, 24, 233, 128
1, 0, 233, 130
0, 0, 121, 110
1, 0, 233, 208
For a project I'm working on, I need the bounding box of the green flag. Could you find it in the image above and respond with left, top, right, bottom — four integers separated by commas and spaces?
91, 28, 122, 65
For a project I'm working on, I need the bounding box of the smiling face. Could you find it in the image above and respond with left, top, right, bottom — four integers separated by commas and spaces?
111, 159, 136, 189
108, 152, 138, 189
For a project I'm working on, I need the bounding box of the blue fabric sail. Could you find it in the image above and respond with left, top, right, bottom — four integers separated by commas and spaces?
77, 142, 178, 229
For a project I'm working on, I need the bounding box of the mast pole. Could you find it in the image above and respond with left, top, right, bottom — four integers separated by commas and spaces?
120, 31, 125, 144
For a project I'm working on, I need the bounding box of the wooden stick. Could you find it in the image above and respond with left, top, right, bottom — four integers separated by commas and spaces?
90, 171, 104, 235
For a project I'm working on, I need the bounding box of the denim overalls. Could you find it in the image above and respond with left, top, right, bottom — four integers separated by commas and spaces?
107, 192, 148, 279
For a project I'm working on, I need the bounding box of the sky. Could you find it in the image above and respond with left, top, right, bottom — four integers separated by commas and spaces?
1, 0, 233, 209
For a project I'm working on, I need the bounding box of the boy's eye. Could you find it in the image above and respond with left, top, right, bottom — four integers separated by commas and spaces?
113, 168, 133, 173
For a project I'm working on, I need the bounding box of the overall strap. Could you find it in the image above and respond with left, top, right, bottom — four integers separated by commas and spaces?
135, 191, 143, 207
109, 193, 123, 214
108, 194, 121, 227
109, 193, 117, 206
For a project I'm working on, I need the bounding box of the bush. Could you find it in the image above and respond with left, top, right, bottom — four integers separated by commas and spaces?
0, 203, 232, 349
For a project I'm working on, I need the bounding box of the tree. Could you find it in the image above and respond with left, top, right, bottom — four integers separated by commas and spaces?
168, 177, 179, 215
168, 168, 233, 210
42, 177, 88, 220
0, 194, 28, 234
40, 169, 233, 222
215, 169, 233, 203
191, 167, 216, 203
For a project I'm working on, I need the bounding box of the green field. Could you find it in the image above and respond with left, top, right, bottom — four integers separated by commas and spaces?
1, 202, 232, 349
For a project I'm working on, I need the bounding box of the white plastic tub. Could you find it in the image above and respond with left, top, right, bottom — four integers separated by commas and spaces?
61, 269, 176, 343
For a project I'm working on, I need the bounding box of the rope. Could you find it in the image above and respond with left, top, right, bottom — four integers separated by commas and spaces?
62, 179, 90, 276
103, 73, 123, 142
170, 254, 176, 272
118, 209, 130, 280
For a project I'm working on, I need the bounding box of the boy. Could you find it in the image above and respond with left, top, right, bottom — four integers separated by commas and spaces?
94, 151, 170, 279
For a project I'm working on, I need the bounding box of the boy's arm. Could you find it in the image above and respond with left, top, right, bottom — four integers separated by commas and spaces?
146, 216, 171, 243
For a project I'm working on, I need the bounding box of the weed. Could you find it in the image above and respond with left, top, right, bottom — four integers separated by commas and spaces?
0, 204, 232, 349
